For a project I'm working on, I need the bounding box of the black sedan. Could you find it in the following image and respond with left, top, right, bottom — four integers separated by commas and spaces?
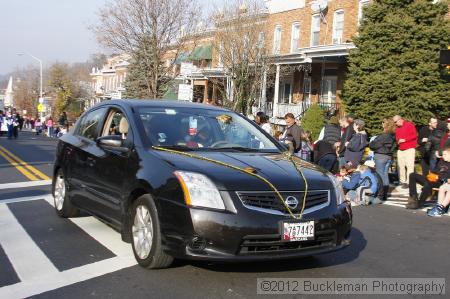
52, 100, 352, 269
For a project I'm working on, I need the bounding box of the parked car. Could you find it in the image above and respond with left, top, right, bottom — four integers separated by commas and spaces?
52, 100, 352, 269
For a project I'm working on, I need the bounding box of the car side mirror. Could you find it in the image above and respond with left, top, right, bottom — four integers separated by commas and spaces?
97, 135, 129, 153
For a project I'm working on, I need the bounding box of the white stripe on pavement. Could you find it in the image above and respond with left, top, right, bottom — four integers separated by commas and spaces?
0, 204, 59, 281
41, 195, 133, 257
0, 180, 52, 190
0, 194, 53, 205
0, 195, 137, 298
69, 217, 132, 257
0, 256, 137, 299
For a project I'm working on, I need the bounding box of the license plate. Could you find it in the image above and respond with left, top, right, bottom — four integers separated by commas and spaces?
283, 221, 315, 241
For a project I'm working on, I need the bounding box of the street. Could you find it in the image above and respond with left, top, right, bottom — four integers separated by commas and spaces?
0, 132, 449, 299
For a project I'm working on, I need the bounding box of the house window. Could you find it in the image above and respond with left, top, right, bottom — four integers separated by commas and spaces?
321, 76, 338, 106
303, 76, 311, 102
273, 25, 282, 54
279, 81, 292, 104
290, 22, 300, 53
358, 0, 370, 25
258, 31, 265, 49
311, 15, 321, 46
332, 10, 344, 44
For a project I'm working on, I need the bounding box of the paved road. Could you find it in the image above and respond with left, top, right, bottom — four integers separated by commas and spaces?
0, 132, 449, 298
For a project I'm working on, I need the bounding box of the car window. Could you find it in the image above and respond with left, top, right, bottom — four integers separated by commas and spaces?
137, 107, 280, 152
101, 109, 132, 142
76, 108, 107, 141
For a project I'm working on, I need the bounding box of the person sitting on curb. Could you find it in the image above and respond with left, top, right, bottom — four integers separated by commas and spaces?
406, 146, 450, 209
427, 180, 450, 217
340, 164, 380, 206
427, 146, 450, 216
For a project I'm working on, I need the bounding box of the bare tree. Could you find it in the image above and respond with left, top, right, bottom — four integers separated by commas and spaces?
211, 0, 270, 114
12, 67, 40, 117
93, 0, 201, 98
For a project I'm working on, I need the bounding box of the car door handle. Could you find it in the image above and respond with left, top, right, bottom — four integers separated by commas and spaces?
87, 157, 96, 167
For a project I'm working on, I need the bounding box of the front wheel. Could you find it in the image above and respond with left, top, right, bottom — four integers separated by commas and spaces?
53, 169, 79, 217
130, 194, 174, 269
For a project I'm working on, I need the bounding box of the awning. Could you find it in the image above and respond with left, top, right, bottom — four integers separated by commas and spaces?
190, 44, 212, 60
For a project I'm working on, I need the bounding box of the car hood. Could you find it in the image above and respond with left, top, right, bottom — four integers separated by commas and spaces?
151, 150, 333, 191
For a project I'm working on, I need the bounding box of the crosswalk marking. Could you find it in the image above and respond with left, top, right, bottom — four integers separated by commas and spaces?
0, 256, 136, 299
0, 204, 59, 281
1, 194, 53, 205
0, 180, 52, 190
43, 194, 132, 257
0, 196, 137, 298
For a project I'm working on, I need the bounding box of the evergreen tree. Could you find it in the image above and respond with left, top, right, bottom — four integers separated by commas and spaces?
124, 38, 170, 99
343, 0, 450, 134
301, 104, 325, 140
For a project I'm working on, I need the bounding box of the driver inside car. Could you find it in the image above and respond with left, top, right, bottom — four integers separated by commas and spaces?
177, 118, 215, 148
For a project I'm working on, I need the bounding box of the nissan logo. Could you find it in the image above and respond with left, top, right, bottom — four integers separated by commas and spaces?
285, 196, 299, 210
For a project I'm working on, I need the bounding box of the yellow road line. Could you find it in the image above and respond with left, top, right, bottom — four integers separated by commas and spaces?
0, 147, 40, 181
0, 145, 51, 180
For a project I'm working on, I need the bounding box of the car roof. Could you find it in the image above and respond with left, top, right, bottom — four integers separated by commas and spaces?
97, 99, 231, 112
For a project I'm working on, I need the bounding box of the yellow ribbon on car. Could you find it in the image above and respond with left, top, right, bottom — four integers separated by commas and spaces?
151, 146, 309, 220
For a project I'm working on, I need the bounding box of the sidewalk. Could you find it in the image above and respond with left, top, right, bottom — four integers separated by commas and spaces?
382, 184, 449, 216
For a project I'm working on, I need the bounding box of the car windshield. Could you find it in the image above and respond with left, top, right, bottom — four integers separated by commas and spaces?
137, 106, 281, 152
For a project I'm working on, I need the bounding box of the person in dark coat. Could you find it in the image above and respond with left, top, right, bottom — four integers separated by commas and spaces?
321, 116, 341, 145
369, 117, 396, 198
336, 116, 355, 167
314, 140, 337, 171
344, 119, 368, 168
406, 147, 450, 209
283, 113, 303, 154
418, 117, 440, 176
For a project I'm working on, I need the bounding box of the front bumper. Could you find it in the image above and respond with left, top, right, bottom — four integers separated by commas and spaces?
159, 192, 352, 262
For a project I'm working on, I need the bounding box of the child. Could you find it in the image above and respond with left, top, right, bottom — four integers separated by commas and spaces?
336, 166, 352, 182
299, 131, 313, 161
341, 164, 379, 206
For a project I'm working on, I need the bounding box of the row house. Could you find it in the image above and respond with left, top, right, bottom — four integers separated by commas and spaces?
263, 0, 370, 123
89, 54, 130, 108
177, 0, 371, 123
90, 0, 372, 121
171, 27, 228, 104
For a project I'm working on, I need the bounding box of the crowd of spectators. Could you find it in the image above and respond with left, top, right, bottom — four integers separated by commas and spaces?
253, 111, 450, 216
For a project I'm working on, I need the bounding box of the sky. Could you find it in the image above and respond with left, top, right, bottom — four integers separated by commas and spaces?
0, 0, 224, 76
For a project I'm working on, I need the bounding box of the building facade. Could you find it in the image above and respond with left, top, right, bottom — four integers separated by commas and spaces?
263, 0, 371, 123
90, 0, 372, 121
89, 54, 130, 108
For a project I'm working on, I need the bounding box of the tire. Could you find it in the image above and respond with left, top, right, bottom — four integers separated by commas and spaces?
53, 169, 79, 218
130, 194, 174, 269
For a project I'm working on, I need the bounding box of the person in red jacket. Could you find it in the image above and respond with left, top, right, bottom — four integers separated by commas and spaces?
393, 115, 417, 188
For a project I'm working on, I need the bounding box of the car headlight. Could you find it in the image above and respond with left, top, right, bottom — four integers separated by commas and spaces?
327, 173, 346, 205
174, 171, 225, 210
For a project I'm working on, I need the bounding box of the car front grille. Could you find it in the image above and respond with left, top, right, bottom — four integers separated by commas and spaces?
236, 190, 330, 215
238, 220, 336, 255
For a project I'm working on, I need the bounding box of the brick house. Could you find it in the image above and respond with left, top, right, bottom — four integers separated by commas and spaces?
263, 0, 371, 124
89, 54, 130, 108
178, 0, 372, 122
